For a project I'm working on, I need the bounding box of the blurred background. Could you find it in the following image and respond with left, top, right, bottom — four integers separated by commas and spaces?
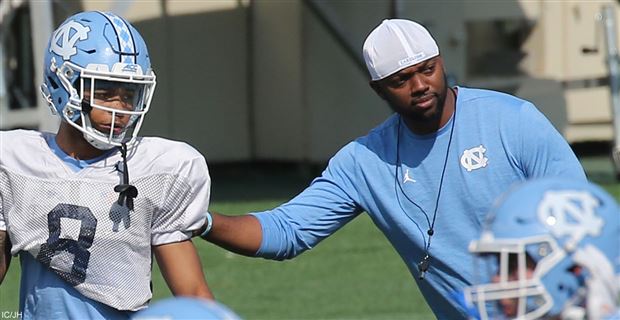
4, 0, 620, 163
1, 0, 620, 319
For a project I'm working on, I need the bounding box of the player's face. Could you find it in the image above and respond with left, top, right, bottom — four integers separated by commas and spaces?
372, 56, 448, 124
83, 82, 139, 135
492, 253, 536, 318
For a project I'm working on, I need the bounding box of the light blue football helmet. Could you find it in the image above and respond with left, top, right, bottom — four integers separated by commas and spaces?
132, 297, 242, 320
461, 178, 620, 320
40, 11, 156, 150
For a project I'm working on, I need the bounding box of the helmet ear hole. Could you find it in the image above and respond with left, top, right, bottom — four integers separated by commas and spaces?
47, 77, 59, 89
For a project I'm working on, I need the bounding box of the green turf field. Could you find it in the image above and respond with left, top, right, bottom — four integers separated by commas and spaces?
0, 156, 617, 319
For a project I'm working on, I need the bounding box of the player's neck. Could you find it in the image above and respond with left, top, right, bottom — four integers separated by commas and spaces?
55, 122, 110, 160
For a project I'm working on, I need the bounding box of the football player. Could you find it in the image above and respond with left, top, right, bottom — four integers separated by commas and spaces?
0, 11, 213, 319
456, 178, 620, 319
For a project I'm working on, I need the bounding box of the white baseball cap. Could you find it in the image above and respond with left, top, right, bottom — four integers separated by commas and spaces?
363, 19, 439, 81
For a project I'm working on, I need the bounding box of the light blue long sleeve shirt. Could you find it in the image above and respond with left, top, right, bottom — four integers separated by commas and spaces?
253, 87, 586, 319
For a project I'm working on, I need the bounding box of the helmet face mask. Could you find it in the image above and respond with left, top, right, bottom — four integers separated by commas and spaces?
40, 11, 156, 150
460, 179, 620, 320
465, 235, 563, 319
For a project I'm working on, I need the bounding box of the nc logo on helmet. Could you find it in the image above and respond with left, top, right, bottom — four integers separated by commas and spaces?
50, 20, 91, 60
537, 190, 603, 251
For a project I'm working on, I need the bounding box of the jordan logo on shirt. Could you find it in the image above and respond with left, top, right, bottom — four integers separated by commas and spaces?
403, 169, 416, 183
460, 145, 488, 172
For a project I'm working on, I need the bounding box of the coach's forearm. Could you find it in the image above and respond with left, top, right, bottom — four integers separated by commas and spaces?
199, 212, 263, 257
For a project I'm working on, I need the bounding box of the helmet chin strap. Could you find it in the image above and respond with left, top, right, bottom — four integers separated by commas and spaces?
114, 142, 138, 211
81, 113, 128, 150
84, 132, 117, 150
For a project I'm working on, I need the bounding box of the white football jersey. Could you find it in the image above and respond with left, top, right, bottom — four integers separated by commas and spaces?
0, 130, 211, 311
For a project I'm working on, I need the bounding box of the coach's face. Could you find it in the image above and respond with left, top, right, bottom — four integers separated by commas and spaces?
371, 56, 449, 134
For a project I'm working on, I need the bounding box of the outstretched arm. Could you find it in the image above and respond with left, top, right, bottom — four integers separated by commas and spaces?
195, 212, 262, 257
153, 239, 213, 299
196, 142, 363, 260
0, 231, 11, 284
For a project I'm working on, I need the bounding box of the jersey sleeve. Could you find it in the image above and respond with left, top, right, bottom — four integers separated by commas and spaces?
151, 155, 211, 245
517, 102, 586, 180
252, 142, 364, 260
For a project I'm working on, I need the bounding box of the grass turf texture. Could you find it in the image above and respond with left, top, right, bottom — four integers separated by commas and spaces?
0, 156, 617, 319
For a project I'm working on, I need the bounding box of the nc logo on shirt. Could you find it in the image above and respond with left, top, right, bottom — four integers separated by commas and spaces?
50, 20, 91, 60
460, 145, 488, 172
537, 190, 603, 250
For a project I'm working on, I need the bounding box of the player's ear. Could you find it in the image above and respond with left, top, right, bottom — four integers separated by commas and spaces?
370, 81, 387, 100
